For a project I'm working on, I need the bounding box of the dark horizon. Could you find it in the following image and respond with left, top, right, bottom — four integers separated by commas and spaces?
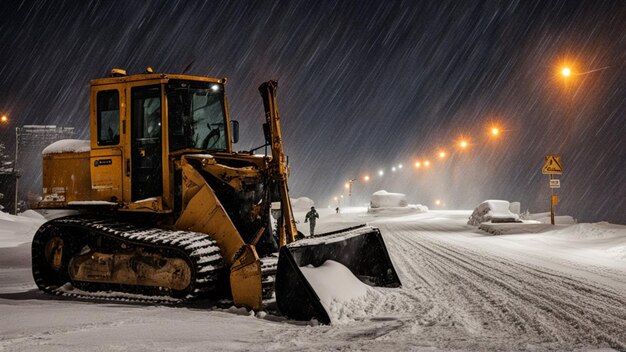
0, 1, 624, 223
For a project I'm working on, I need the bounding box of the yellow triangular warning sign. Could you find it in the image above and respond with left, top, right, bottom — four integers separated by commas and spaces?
542, 155, 563, 174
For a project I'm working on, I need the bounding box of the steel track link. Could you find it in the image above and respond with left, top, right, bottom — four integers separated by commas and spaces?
32, 215, 226, 301
32, 215, 279, 305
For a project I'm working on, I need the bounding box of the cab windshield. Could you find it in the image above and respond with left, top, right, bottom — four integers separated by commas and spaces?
167, 80, 227, 152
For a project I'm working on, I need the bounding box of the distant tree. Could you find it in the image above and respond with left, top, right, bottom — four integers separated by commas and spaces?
0, 143, 15, 209
0, 143, 13, 173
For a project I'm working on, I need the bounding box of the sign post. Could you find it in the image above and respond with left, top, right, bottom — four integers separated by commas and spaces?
542, 155, 563, 225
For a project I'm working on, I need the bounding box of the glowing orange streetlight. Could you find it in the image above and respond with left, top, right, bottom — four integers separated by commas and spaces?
363, 175, 370, 182
423, 160, 430, 167
0, 114, 8, 124
437, 150, 446, 159
344, 182, 350, 189
561, 67, 572, 78
458, 139, 469, 149
414, 161, 421, 168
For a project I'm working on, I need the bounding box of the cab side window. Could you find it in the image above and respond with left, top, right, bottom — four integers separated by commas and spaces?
97, 90, 120, 145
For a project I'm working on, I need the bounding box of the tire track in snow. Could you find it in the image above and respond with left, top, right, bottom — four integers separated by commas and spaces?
385, 223, 552, 343
383, 222, 626, 350
421, 237, 626, 350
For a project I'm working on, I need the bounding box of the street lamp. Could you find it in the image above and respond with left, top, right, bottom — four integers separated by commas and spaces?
346, 178, 357, 205
457, 138, 469, 150
437, 150, 446, 159
0, 114, 8, 124
558, 64, 610, 79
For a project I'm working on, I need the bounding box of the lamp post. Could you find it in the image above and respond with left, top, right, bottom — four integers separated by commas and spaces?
346, 178, 356, 206
14, 126, 20, 214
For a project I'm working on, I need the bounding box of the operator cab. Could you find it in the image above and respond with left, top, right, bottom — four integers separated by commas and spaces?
90, 70, 235, 211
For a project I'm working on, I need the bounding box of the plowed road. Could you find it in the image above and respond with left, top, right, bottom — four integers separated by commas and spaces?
1, 209, 625, 351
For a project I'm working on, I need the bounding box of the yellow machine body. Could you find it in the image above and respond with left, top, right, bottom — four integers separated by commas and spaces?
33, 71, 401, 322
37, 72, 266, 308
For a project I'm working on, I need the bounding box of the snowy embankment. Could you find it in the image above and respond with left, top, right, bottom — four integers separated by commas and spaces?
1, 208, 626, 350
0, 210, 45, 248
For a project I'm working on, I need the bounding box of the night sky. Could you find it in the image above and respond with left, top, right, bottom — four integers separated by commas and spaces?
0, 1, 624, 223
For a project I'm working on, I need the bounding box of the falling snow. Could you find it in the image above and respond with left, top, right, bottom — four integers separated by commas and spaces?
0, 1, 624, 223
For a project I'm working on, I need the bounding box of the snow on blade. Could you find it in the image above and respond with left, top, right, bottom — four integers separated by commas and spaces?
300, 260, 374, 324
42, 139, 90, 155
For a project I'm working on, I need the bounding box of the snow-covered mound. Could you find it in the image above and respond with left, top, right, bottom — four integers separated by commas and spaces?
368, 204, 428, 215
468, 200, 521, 226
18, 209, 46, 220
42, 139, 90, 155
291, 197, 315, 210
0, 210, 46, 247
368, 191, 426, 215
370, 190, 408, 208
522, 212, 576, 224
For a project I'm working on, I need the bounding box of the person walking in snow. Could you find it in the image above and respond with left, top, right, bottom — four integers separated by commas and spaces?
304, 206, 319, 236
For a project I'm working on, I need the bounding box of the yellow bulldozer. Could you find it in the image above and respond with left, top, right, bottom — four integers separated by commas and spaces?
32, 69, 400, 323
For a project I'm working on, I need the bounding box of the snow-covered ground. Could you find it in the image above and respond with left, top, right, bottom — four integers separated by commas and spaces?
1, 208, 625, 351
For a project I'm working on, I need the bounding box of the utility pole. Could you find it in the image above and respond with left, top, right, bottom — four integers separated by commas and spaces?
14, 127, 19, 214
347, 178, 356, 207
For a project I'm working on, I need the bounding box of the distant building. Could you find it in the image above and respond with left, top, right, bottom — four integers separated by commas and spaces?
14, 125, 76, 213
0, 143, 17, 213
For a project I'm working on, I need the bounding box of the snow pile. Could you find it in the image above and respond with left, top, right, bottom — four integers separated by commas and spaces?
509, 201, 521, 215
468, 200, 521, 226
290, 197, 315, 210
522, 212, 576, 224
42, 139, 90, 155
370, 190, 407, 208
368, 191, 427, 215
0, 210, 46, 247
368, 204, 428, 215
18, 210, 46, 220
300, 260, 377, 324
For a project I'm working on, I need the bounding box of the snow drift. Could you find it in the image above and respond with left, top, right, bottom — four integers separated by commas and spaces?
468, 200, 521, 226
370, 190, 407, 208
368, 190, 427, 214
290, 197, 315, 210
0, 210, 45, 247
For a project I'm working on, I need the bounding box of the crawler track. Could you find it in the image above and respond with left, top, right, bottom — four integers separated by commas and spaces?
32, 216, 227, 301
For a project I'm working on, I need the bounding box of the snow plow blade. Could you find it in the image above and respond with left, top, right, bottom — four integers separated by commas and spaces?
275, 225, 401, 324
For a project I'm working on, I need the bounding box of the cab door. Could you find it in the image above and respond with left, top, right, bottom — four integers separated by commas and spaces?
130, 85, 163, 201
